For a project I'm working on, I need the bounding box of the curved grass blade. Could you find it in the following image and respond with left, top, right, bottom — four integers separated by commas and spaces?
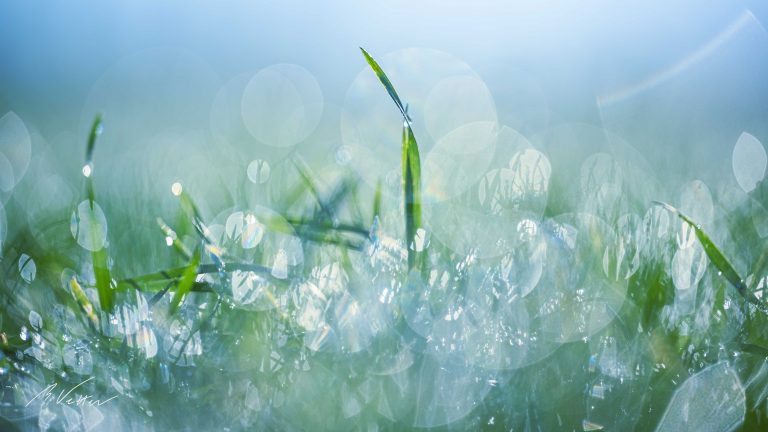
361, 48, 423, 270
654, 201, 767, 313
169, 249, 201, 314
83, 115, 113, 313
84, 114, 102, 206
360, 48, 410, 122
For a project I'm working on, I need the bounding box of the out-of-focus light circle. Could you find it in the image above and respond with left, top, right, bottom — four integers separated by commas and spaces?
671, 244, 708, 290
241, 64, 323, 148
679, 180, 714, 230
0, 154, 13, 192
0, 201, 7, 253
81, 47, 220, 158
246, 159, 271, 184
18, 254, 36, 283
479, 148, 552, 216
422, 121, 498, 203
732, 132, 766, 193
423, 75, 497, 142
70, 200, 108, 251
171, 182, 183, 196
0, 111, 32, 192
225, 211, 265, 250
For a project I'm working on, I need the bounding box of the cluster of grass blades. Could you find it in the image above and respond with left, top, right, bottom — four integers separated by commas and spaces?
2, 48, 768, 431
95, 48, 427, 316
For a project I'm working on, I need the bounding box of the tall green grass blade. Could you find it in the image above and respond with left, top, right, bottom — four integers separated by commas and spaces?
83, 115, 114, 313
359, 48, 409, 122
403, 123, 422, 269
92, 247, 112, 313
169, 249, 201, 314
361, 48, 423, 269
84, 115, 101, 206
654, 201, 766, 313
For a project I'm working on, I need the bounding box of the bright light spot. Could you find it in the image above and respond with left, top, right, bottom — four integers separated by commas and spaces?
165, 236, 173, 246
82, 164, 92, 177
171, 182, 183, 196
414, 228, 428, 252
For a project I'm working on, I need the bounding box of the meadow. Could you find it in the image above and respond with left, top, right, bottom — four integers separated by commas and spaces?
0, 46, 767, 431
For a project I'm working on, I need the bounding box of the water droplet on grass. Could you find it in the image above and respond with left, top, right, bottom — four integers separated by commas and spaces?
334, 146, 352, 165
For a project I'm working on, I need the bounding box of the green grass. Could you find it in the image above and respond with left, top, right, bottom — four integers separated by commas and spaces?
83, 115, 114, 313
0, 49, 767, 431
361, 47, 423, 270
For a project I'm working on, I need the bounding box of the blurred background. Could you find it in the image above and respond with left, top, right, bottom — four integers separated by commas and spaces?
1, 0, 767, 295
1, 0, 768, 179
2, 2, 768, 430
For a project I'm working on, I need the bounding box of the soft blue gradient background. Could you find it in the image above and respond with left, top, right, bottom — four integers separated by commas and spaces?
1, 0, 768, 183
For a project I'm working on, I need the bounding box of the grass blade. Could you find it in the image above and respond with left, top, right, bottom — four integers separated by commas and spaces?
84, 114, 102, 206
403, 122, 422, 269
359, 48, 410, 122
169, 249, 201, 314
361, 48, 423, 269
92, 246, 112, 313
654, 201, 766, 312
83, 115, 113, 313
